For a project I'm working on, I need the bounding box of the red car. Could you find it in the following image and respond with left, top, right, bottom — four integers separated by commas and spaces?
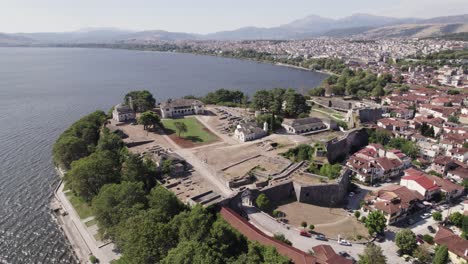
300, 230, 311, 237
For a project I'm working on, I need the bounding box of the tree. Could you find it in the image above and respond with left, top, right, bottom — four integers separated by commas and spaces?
433, 211, 443, 221
207, 217, 248, 258
114, 210, 178, 264
174, 205, 214, 243
255, 194, 271, 211
65, 150, 121, 202
358, 243, 387, 264
269, 88, 286, 115
283, 89, 310, 118
161, 241, 223, 264
252, 90, 272, 111
354, 211, 361, 218
125, 90, 156, 112
273, 234, 292, 246
395, 229, 417, 254
121, 153, 156, 192
309, 224, 315, 232
371, 85, 385, 97
413, 246, 432, 263
174, 121, 188, 137
365, 211, 386, 235
449, 212, 464, 227
97, 128, 124, 153
422, 234, 433, 244
301, 221, 307, 229
448, 115, 459, 124
53, 135, 89, 169
433, 245, 448, 264
92, 182, 147, 237
319, 164, 342, 179
148, 185, 185, 222
138, 111, 161, 130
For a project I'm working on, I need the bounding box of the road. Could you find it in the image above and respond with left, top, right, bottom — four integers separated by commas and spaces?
243, 206, 407, 263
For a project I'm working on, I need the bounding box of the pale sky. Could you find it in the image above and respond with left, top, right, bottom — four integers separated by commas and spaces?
1, 0, 467, 33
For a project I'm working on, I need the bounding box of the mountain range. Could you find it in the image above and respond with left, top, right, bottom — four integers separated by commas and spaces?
1, 13, 467, 46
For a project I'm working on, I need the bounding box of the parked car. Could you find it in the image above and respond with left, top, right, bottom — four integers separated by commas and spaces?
300, 230, 311, 237
416, 234, 423, 239
416, 237, 424, 245
385, 178, 392, 183
428, 225, 436, 233
315, 234, 327, 241
339, 239, 352, 246
422, 213, 431, 219
338, 251, 350, 258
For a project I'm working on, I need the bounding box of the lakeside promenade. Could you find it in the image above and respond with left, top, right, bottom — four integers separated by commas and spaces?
51, 168, 119, 264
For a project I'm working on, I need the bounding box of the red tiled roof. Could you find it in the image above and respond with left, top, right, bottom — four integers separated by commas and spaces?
434, 226, 468, 261
402, 174, 440, 192
220, 207, 316, 264
312, 245, 353, 264
426, 174, 464, 193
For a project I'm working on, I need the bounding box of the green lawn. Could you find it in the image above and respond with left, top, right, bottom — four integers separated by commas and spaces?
162, 117, 218, 146
65, 192, 94, 219
85, 219, 97, 227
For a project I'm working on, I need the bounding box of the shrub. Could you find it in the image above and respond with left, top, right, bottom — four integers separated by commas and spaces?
432, 211, 442, 221
423, 234, 434, 244
354, 211, 361, 218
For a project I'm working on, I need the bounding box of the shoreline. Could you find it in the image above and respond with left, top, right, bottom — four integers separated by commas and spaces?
50, 166, 120, 264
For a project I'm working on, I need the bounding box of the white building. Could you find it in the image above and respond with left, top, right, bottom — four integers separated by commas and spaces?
112, 104, 136, 122
234, 122, 268, 142
160, 99, 205, 119
282, 117, 328, 134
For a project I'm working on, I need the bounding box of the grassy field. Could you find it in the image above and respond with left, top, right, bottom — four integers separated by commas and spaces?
162, 117, 219, 147
65, 192, 94, 219
85, 219, 97, 227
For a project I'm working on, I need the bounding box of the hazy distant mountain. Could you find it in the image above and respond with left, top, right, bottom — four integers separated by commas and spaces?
14, 28, 135, 44
0, 33, 34, 46
120, 30, 200, 43
0, 13, 467, 45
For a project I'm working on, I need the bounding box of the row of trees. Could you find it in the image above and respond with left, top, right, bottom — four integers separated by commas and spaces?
316, 68, 393, 98
53, 111, 108, 169
203, 89, 247, 106
252, 88, 310, 118
124, 90, 156, 112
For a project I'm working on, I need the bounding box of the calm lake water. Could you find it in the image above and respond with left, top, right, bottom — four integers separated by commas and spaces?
0, 47, 327, 263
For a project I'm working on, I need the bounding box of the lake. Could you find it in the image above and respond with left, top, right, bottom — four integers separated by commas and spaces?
0, 47, 327, 263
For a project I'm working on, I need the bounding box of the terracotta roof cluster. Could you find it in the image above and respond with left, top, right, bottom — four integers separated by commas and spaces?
371, 185, 423, 214
448, 167, 468, 179
426, 174, 464, 193
220, 207, 316, 264
312, 245, 353, 264
434, 226, 468, 261
402, 169, 440, 192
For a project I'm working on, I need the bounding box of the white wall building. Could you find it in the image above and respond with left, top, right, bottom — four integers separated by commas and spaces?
160, 99, 205, 119
112, 103, 136, 122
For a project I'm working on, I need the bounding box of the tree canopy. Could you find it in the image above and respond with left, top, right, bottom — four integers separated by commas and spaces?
138, 111, 161, 130
65, 150, 121, 202
395, 229, 417, 254
251, 88, 309, 118
255, 194, 271, 212
358, 243, 387, 264
125, 90, 156, 112
433, 245, 448, 264
203, 89, 245, 106
92, 182, 147, 237
365, 211, 386, 235
53, 111, 107, 168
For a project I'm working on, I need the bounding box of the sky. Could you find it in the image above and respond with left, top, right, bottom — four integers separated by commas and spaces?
1, 0, 467, 33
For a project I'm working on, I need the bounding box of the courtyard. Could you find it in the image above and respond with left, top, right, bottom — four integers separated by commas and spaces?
274, 201, 369, 241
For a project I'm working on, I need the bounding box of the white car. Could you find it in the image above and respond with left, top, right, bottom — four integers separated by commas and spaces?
422, 213, 431, 219
339, 240, 352, 246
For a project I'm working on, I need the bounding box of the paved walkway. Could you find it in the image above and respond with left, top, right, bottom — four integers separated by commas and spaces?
55, 183, 120, 263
